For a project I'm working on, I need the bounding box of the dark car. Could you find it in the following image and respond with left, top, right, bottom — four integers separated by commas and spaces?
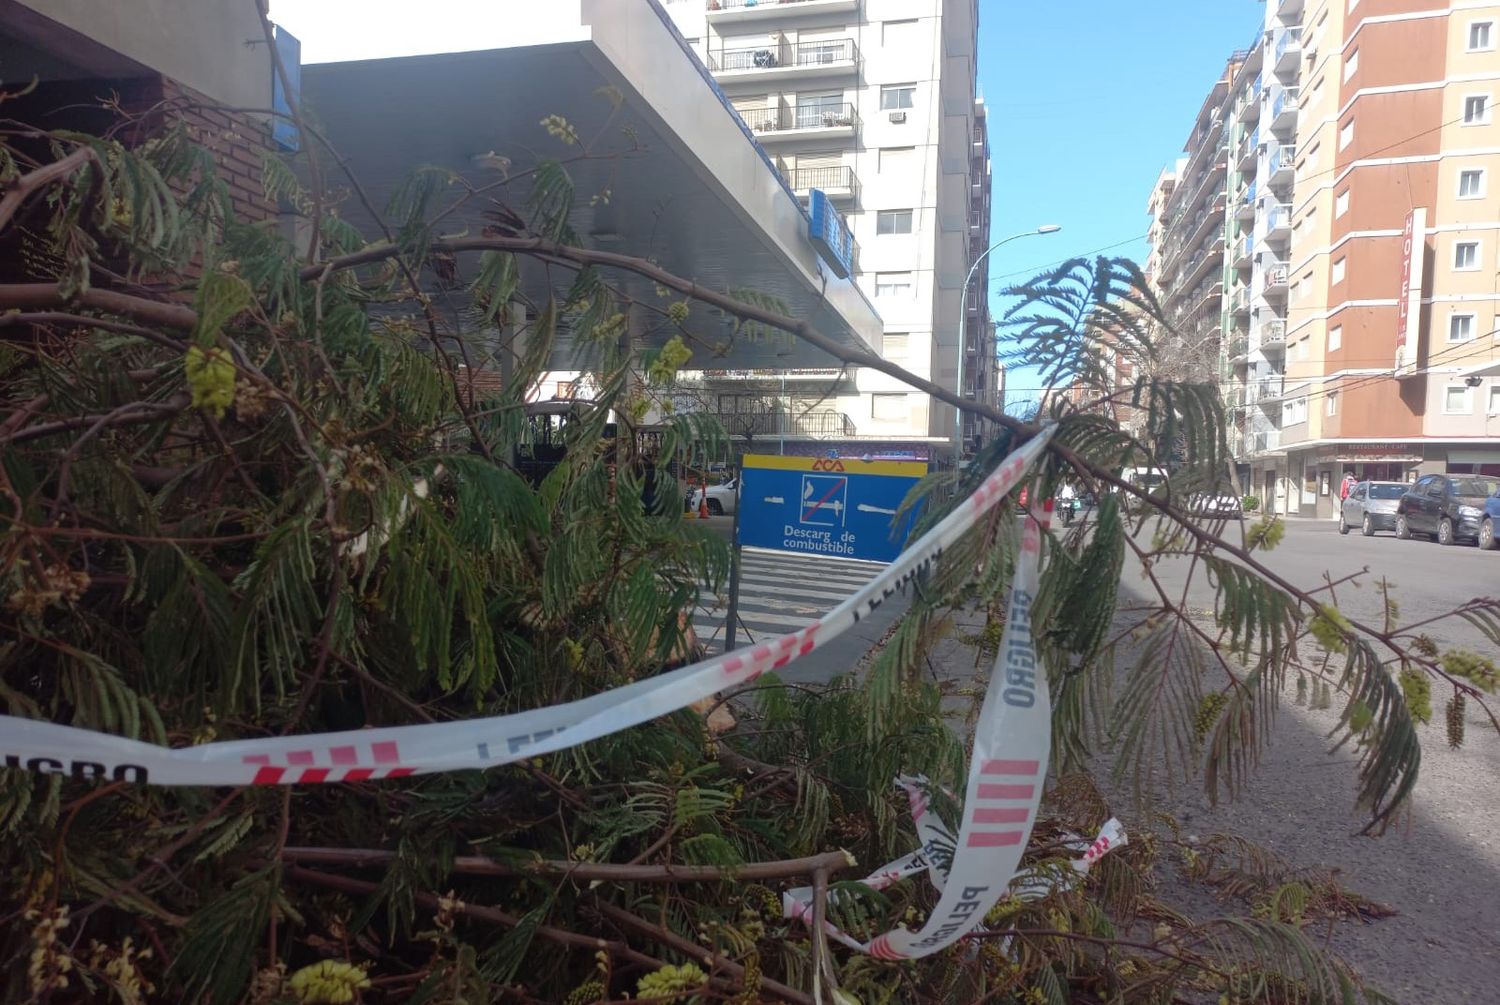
1395, 474, 1500, 545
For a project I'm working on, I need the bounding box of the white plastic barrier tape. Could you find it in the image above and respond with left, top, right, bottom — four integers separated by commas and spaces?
784, 818, 1127, 957
779, 499, 1053, 960
0, 429, 1058, 787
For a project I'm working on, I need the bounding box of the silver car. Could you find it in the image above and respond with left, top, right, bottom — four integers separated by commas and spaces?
1339, 480, 1407, 536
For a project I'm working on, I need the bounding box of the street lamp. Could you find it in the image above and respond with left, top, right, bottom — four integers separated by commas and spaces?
954, 225, 1062, 457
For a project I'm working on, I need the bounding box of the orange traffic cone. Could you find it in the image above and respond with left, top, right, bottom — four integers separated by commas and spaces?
698, 477, 710, 520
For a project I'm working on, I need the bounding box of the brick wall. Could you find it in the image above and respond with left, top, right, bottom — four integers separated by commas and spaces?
151, 76, 278, 226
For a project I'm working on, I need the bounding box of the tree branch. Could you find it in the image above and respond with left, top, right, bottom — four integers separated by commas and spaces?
280, 845, 854, 884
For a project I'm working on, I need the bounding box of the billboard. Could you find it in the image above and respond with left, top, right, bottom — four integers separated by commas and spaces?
1394, 207, 1426, 376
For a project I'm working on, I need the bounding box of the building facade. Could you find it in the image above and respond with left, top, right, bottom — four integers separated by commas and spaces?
1273, 0, 1500, 517
1152, 0, 1500, 516
665, 0, 992, 460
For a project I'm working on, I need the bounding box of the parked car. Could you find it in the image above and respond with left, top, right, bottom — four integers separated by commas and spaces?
688, 477, 739, 516
1395, 474, 1500, 545
1482, 488, 1500, 550
1339, 480, 1406, 536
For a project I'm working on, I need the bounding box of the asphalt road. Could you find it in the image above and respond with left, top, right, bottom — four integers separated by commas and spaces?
1114, 519, 1500, 1003
1138, 516, 1500, 653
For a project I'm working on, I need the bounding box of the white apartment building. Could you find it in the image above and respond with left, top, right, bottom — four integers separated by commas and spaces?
664, 0, 991, 459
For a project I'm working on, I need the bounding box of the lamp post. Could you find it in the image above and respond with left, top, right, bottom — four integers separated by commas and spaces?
954, 225, 1061, 458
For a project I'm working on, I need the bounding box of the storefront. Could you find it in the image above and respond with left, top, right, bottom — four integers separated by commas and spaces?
1283, 441, 1500, 517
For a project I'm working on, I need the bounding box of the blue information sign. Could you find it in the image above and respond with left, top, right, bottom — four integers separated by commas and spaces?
808, 189, 854, 279
738, 455, 927, 563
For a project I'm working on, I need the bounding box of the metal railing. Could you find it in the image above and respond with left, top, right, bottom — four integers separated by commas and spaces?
740, 102, 859, 133
1261, 319, 1287, 343
708, 0, 838, 9
706, 408, 855, 439
781, 164, 860, 198
1264, 263, 1289, 288
708, 38, 858, 72
1264, 202, 1293, 231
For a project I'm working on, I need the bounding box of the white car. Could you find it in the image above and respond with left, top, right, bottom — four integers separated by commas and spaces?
688, 478, 738, 516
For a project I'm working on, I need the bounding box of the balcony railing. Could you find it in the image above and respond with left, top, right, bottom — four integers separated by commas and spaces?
740, 102, 859, 134
708, 38, 858, 72
1261, 319, 1287, 343
706, 407, 856, 439
710, 0, 848, 9
781, 164, 860, 199
1271, 87, 1299, 122
1268, 144, 1296, 179
1274, 28, 1302, 66
1264, 263, 1290, 288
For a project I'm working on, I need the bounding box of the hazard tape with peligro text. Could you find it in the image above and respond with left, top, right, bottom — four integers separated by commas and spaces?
0, 428, 1055, 790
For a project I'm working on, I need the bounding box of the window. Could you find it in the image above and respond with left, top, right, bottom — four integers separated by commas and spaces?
874, 272, 914, 297
871, 393, 906, 422
1339, 118, 1355, 150
882, 19, 918, 46
1328, 324, 1343, 351
1445, 385, 1473, 413
1344, 49, 1359, 82
1332, 256, 1346, 283
879, 146, 915, 172
1489, 385, 1500, 413
1449, 313, 1476, 342
1303, 142, 1322, 173
1470, 20, 1495, 52
1460, 168, 1487, 199
1311, 74, 1325, 101
795, 91, 846, 128
1335, 189, 1350, 217
1347, 0, 1359, 11
1455, 240, 1481, 271
880, 84, 916, 111
1465, 94, 1492, 125
1326, 391, 1339, 416
556, 380, 578, 399
1283, 401, 1297, 425
876, 209, 914, 235
882, 332, 909, 358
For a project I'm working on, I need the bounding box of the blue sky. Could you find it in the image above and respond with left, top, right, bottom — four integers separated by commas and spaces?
979, 0, 1266, 403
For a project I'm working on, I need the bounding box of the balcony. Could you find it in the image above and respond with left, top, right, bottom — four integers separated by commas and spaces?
706, 0, 860, 22
1238, 130, 1259, 171
1234, 235, 1254, 268
1254, 376, 1285, 406
1248, 430, 1282, 454
780, 163, 860, 203
740, 102, 859, 142
1242, 85, 1262, 124
708, 38, 859, 82
1277, 0, 1305, 19
1263, 261, 1290, 295
1231, 286, 1251, 315
1263, 202, 1292, 242
1260, 319, 1288, 346
1270, 87, 1299, 134
1225, 384, 1246, 409
1273, 29, 1301, 75
1237, 182, 1258, 220
1267, 144, 1295, 188
703, 404, 856, 439
1228, 336, 1250, 362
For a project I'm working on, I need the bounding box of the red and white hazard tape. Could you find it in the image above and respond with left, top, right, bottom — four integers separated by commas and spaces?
0, 429, 1055, 788
779, 498, 1056, 960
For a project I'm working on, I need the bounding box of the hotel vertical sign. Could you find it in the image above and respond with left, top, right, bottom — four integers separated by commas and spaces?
1394, 208, 1426, 376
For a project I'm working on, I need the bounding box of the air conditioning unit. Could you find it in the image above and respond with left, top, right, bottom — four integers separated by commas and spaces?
888, 111, 907, 123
